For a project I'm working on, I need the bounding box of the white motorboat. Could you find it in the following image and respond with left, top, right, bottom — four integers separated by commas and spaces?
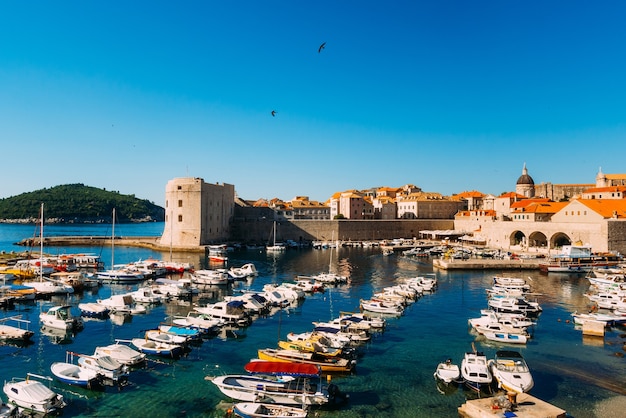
152, 278, 199, 297
460, 350, 492, 392
488, 296, 542, 316
78, 302, 110, 318
126, 286, 162, 304
194, 301, 251, 326
3, 374, 66, 415
488, 350, 534, 393
76, 352, 129, 385
39, 305, 84, 330
359, 299, 403, 316
93, 340, 146, 366
21, 277, 75, 295
232, 402, 308, 418
96, 294, 147, 315
228, 263, 258, 279
144, 329, 188, 345
570, 310, 626, 326
434, 359, 461, 384
131, 337, 183, 357
191, 269, 230, 285
172, 311, 224, 334
211, 361, 343, 407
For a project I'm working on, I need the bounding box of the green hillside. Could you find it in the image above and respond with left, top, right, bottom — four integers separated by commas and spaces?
0, 184, 165, 223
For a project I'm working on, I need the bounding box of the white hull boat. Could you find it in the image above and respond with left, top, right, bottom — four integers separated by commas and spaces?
211, 361, 343, 407
3, 374, 66, 415
488, 350, 534, 393
461, 351, 492, 392
434, 359, 461, 384
232, 402, 308, 418
94, 340, 146, 366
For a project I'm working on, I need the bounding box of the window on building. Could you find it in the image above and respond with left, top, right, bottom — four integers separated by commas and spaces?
178, 200, 183, 207
178, 215, 183, 222
177, 186, 182, 190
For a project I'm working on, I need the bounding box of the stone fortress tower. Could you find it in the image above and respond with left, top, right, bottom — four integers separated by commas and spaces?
159, 177, 235, 248
515, 163, 535, 198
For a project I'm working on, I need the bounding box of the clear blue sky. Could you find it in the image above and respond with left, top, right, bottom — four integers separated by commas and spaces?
2, 1, 625, 206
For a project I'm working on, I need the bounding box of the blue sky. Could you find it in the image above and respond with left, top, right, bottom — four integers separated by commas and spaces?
2, 1, 625, 206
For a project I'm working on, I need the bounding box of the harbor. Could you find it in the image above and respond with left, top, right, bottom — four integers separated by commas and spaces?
1, 222, 626, 417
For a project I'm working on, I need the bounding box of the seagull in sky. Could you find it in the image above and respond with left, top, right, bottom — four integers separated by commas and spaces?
318, 42, 326, 53
271, 110, 276, 117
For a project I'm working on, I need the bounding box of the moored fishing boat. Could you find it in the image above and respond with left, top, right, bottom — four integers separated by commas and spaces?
2, 373, 66, 415
131, 337, 183, 357
210, 361, 345, 407
488, 350, 534, 393
257, 348, 356, 373
93, 340, 146, 366
460, 350, 492, 392
39, 305, 84, 330
433, 359, 461, 384
50, 361, 101, 389
232, 402, 308, 418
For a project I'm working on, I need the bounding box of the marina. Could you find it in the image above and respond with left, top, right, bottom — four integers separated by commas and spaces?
1, 222, 626, 417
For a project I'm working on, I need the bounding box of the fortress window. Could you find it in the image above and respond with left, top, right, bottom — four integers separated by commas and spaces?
178, 215, 183, 222
178, 200, 183, 207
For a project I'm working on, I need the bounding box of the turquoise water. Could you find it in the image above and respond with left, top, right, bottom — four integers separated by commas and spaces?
1, 223, 625, 417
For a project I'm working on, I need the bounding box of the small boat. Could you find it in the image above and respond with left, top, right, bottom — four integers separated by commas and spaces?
488, 350, 534, 393
94, 340, 146, 366
78, 302, 110, 318
211, 361, 342, 406
39, 305, 84, 330
131, 337, 183, 357
144, 329, 188, 346
96, 294, 147, 315
257, 348, 356, 373
2, 373, 66, 415
172, 311, 224, 334
433, 359, 461, 384
158, 324, 202, 342
76, 352, 129, 385
359, 299, 403, 316
480, 330, 528, 345
50, 361, 101, 389
232, 402, 308, 418
460, 350, 492, 392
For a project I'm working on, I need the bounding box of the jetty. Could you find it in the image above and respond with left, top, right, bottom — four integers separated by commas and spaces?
433, 258, 542, 270
458, 392, 566, 418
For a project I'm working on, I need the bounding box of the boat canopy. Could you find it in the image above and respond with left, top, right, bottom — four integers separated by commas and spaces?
244, 361, 321, 377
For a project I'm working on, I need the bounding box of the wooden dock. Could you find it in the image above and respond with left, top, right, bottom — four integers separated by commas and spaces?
433, 258, 542, 270
458, 392, 567, 418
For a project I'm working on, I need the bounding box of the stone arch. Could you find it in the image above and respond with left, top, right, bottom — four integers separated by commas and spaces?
509, 230, 526, 246
549, 232, 571, 249
528, 231, 548, 248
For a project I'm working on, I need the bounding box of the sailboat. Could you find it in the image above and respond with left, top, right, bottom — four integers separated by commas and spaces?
23, 203, 74, 295
96, 208, 145, 283
265, 221, 286, 252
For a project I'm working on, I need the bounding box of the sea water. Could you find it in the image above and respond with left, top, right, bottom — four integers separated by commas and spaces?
1, 223, 625, 417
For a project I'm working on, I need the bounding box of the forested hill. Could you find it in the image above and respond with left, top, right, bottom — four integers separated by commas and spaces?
0, 184, 165, 223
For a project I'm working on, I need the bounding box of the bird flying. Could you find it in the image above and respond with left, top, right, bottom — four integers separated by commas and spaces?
318, 42, 326, 53
271, 110, 276, 117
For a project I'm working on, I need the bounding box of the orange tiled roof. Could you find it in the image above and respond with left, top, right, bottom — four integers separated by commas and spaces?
577, 199, 626, 219
583, 185, 626, 194
457, 190, 486, 198
511, 198, 551, 209
514, 201, 568, 214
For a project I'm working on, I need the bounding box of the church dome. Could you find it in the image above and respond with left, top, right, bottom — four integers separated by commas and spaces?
516, 164, 534, 185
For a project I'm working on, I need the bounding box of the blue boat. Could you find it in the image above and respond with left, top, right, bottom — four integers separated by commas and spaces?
50, 362, 101, 389
130, 337, 183, 357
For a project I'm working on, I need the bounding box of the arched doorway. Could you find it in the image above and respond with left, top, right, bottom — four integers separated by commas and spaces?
550, 232, 571, 249
528, 231, 548, 249
510, 231, 526, 247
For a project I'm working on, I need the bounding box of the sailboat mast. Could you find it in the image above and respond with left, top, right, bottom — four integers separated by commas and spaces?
40, 202, 44, 281
111, 208, 115, 270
